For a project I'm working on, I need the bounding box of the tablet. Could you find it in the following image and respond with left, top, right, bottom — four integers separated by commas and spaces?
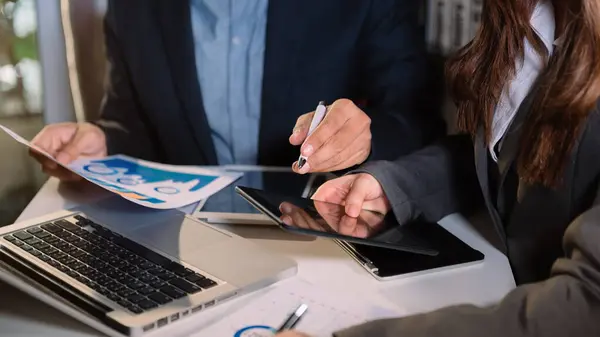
194, 169, 328, 225
235, 186, 439, 255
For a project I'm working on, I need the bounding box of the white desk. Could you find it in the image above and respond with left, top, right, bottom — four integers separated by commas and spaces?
1, 178, 516, 336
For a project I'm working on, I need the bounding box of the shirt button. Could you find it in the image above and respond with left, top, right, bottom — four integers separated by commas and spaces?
232, 36, 241, 45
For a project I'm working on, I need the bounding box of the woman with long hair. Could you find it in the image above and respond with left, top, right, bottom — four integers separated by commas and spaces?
277, 0, 600, 336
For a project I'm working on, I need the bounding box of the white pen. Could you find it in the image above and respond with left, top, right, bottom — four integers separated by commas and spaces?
297, 101, 327, 169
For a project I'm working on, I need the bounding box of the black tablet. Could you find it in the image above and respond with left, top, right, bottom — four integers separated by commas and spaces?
194, 170, 328, 225
235, 186, 439, 256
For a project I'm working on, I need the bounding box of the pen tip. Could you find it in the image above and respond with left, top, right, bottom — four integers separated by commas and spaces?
298, 158, 306, 169
318, 101, 325, 106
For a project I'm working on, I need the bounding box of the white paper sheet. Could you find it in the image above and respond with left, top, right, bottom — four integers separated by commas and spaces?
195, 278, 399, 337
0, 124, 241, 209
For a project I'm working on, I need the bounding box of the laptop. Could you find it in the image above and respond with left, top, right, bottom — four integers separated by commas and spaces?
0, 198, 297, 336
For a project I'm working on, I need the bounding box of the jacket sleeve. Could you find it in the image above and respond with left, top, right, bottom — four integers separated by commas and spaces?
334, 202, 600, 337
358, 0, 445, 162
94, 1, 161, 161
355, 134, 481, 225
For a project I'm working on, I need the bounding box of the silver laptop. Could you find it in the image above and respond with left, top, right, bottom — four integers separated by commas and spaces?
0, 198, 297, 336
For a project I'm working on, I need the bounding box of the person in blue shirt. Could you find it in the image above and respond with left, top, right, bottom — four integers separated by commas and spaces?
30, 0, 443, 180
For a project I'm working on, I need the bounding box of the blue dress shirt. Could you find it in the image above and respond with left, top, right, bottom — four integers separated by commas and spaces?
190, 0, 268, 165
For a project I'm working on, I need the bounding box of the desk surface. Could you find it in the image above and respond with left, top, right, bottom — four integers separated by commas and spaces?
1, 178, 516, 336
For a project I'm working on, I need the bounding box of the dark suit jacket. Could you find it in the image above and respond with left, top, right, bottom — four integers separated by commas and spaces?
359, 94, 600, 285
335, 204, 600, 337
96, 0, 444, 166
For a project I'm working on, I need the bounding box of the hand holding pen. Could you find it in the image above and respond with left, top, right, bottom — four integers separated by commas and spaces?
289, 99, 372, 174
274, 303, 308, 336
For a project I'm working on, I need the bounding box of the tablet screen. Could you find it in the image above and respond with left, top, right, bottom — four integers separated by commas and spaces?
199, 171, 312, 214
236, 186, 439, 255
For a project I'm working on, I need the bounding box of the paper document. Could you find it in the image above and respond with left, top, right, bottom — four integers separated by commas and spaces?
196, 278, 399, 337
0, 124, 241, 209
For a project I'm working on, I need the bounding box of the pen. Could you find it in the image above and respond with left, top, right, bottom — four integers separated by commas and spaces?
297, 101, 328, 169
276, 303, 308, 332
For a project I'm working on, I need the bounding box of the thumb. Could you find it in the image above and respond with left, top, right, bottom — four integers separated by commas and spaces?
55, 130, 87, 165
344, 175, 373, 218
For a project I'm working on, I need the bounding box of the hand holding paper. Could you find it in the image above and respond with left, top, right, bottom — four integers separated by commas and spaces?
29, 122, 107, 181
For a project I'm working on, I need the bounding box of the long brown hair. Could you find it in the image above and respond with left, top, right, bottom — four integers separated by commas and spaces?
446, 0, 600, 186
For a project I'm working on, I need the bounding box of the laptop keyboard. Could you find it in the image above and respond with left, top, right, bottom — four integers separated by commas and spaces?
2, 215, 218, 314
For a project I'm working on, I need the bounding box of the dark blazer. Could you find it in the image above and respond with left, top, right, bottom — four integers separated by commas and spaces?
359, 93, 600, 285
96, 0, 444, 166
335, 204, 600, 337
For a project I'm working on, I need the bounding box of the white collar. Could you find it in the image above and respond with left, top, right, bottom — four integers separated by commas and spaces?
530, 1, 556, 54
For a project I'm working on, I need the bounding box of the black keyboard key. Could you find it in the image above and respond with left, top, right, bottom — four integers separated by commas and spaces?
195, 278, 218, 289
41, 224, 62, 233
55, 219, 79, 232
43, 235, 59, 245
55, 232, 73, 240
169, 278, 201, 294
56, 255, 73, 264
106, 281, 126, 292
139, 274, 157, 284
107, 293, 121, 302
137, 300, 158, 310
128, 281, 146, 290
118, 299, 131, 308
70, 261, 85, 271
111, 260, 128, 270
56, 264, 69, 273
137, 286, 154, 295
70, 249, 86, 258
66, 270, 79, 278
150, 280, 166, 289
78, 266, 94, 277
138, 261, 155, 270
111, 236, 172, 267
31, 241, 49, 250
29, 249, 42, 257
147, 292, 172, 305
185, 274, 205, 283
53, 251, 67, 260
71, 229, 87, 237
157, 272, 176, 281
116, 275, 136, 285
11, 240, 24, 247
3, 235, 16, 242
159, 285, 185, 299
38, 255, 51, 262
33, 231, 51, 239
117, 289, 136, 298
20, 245, 33, 252
53, 241, 69, 250
64, 236, 79, 243
97, 275, 112, 285
97, 287, 110, 296
166, 262, 194, 277
27, 227, 43, 234
126, 294, 146, 304
74, 215, 86, 222
131, 270, 149, 278
13, 231, 33, 241
127, 305, 144, 314
24, 237, 40, 245
107, 269, 122, 279
39, 246, 56, 254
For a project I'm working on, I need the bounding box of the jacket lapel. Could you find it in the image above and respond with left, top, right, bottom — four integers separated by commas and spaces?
474, 128, 507, 251
154, 0, 217, 164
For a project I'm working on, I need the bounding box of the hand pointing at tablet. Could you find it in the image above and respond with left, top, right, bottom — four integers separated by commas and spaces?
290, 99, 372, 174
311, 173, 390, 218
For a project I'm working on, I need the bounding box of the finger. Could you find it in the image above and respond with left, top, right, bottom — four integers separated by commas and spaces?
344, 175, 375, 218
311, 175, 355, 204
31, 123, 78, 157
55, 127, 90, 165
338, 214, 359, 236
29, 149, 58, 170
42, 166, 82, 182
289, 112, 314, 146
307, 129, 370, 173
300, 99, 356, 158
